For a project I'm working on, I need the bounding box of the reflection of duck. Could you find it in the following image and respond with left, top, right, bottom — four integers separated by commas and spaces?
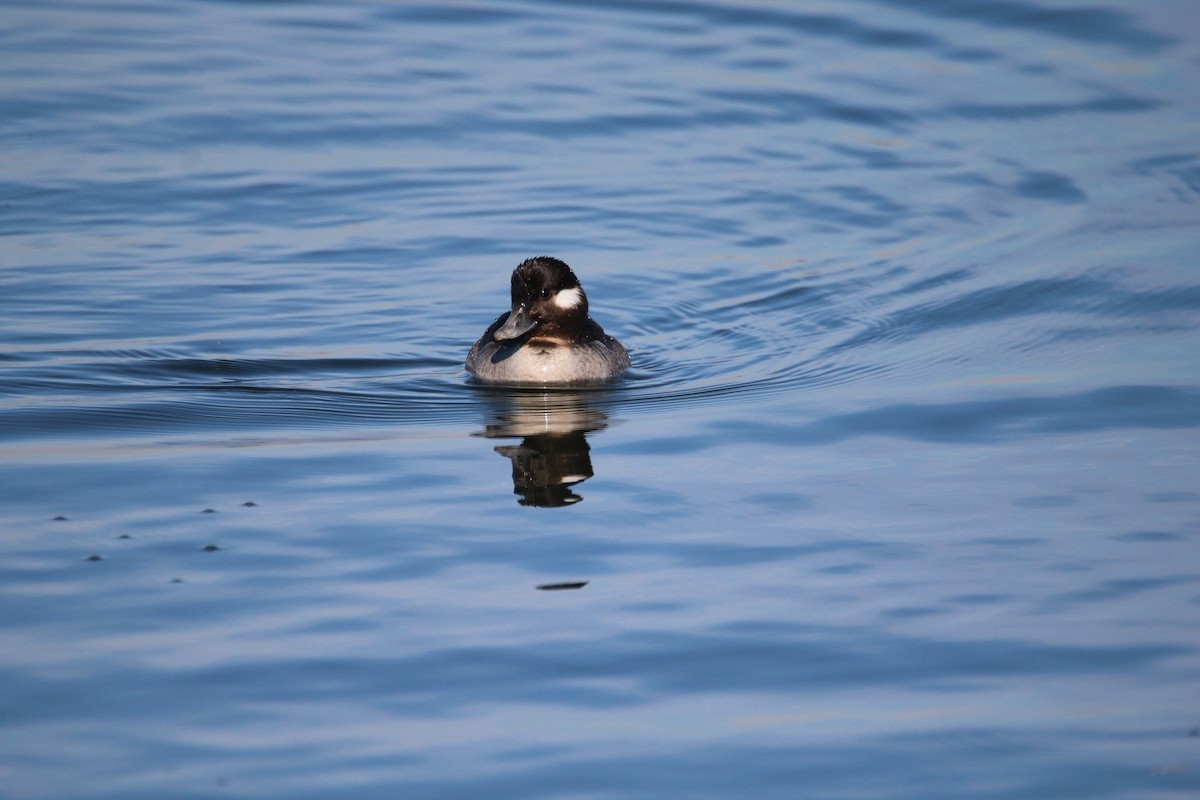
466, 257, 629, 386
475, 389, 612, 508
494, 437, 591, 507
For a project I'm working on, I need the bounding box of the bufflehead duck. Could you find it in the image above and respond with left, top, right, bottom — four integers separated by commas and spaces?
466, 257, 630, 385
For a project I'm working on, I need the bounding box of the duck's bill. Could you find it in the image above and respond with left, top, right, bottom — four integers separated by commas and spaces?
494, 305, 537, 340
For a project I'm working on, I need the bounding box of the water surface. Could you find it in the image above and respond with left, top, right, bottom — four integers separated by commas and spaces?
2, 1, 1199, 798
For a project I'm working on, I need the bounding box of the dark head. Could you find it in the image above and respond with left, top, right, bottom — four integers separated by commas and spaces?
494, 256, 589, 341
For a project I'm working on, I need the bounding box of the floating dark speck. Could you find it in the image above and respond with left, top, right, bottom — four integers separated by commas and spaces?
201, 508, 216, 514
202, 544, 220, 552
242, 501, 257, 507
85, 554, 103, 562
170, 578, 185, 584
117, 534, 132, 540
536, 581, 588, 591
53, 515, 69, 521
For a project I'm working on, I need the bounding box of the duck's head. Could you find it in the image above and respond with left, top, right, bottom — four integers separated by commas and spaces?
494, 256, 589, 341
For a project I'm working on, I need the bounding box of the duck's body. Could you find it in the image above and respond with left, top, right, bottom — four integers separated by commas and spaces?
466, 257, 629, 386
467, 322, 627, 385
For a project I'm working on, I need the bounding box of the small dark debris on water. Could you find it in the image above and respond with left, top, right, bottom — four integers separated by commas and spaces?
1189, 727, 1199, 738
116, 534, 132, 540
201, 508, 216, 514
170, 578, 185, 584
537, 581, 588, 591
52, 515, 69, 521
242, 501, 257, 507
202, 544, 220, 552
85, 554, 104, 562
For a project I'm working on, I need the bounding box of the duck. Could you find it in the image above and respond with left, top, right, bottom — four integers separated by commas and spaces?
466, 257, 630, 385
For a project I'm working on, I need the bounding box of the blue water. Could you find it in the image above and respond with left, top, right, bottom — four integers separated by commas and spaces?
3, 1, 1199, 797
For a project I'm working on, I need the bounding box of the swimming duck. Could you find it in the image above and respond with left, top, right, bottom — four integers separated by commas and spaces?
466, 257, 630, 385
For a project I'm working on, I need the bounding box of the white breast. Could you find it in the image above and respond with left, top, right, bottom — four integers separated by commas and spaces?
466, 339, 628, 385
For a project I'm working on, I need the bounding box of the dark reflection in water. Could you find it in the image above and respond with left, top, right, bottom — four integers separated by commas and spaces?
473, 388, 613, 507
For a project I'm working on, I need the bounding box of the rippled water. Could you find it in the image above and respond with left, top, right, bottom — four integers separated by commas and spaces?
3, 1, 1199, 798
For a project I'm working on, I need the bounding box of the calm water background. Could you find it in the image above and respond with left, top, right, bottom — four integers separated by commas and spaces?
3, 1, 1199, 797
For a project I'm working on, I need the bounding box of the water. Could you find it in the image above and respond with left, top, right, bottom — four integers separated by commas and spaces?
2, 1, 1199, 797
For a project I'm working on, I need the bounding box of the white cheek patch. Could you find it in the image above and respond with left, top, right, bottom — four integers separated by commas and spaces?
553, 287, 583, 309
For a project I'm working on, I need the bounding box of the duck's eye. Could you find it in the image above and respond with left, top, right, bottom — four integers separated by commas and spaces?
540, 288, 551, 299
